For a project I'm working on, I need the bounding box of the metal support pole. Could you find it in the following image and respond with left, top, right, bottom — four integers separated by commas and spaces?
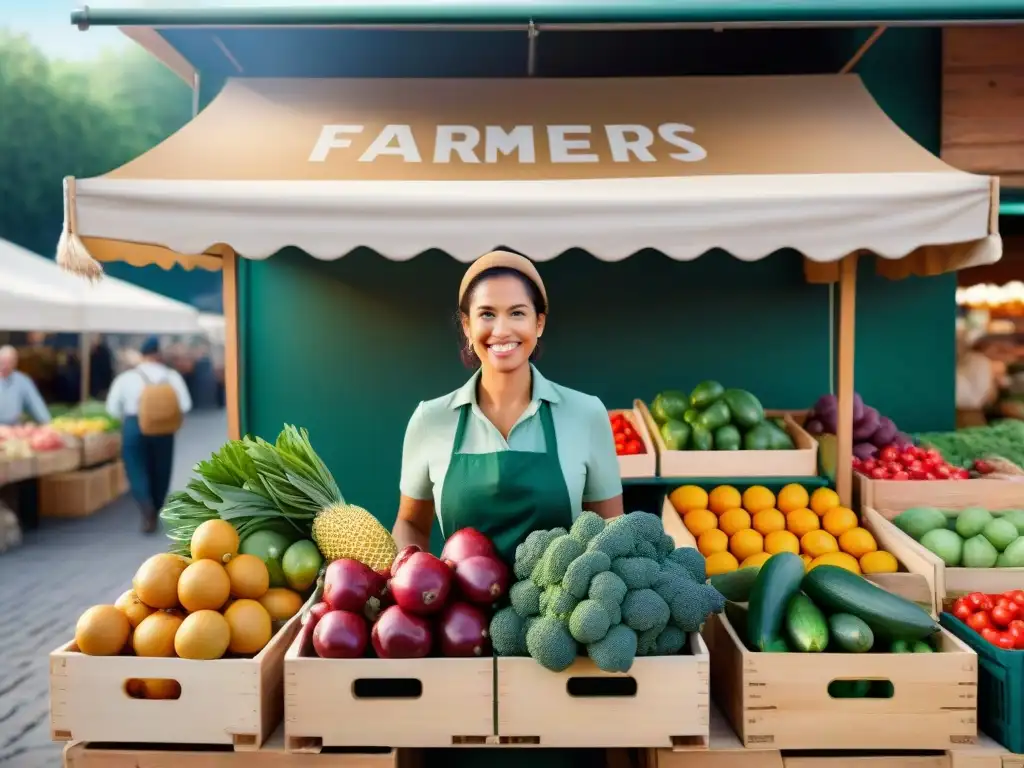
527, 21, 539, 76
191, 71, 201, 118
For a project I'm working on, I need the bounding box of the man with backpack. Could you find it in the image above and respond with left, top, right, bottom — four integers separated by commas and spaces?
105, 337, 193, 533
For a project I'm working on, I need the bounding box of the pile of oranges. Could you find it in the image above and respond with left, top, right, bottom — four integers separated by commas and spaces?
669, 483, 899, 578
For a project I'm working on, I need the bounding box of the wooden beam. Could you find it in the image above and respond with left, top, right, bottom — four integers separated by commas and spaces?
222, 252, 241, 440
835, 254, 858, 507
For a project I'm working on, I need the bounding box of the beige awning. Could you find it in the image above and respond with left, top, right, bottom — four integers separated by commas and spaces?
60, 74, 1002, 282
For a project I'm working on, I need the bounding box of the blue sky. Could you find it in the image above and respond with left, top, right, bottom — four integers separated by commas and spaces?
3, 0, 129, 59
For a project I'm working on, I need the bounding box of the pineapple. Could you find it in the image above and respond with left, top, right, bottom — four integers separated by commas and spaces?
312, 503, 397, 571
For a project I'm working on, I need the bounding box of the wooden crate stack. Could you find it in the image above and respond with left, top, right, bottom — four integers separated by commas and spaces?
39, 434, 125, 519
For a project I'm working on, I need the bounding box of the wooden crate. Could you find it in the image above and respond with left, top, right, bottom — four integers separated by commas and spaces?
284, 630, 493, 751
640, 404, 818, 479
39, 465, 112, 519
782, 758, 948, 768
867, 507, 1024, 604
81, 433, 121, 467
707, 613, 978, 750
50, 612, 301, 750
856, 474, 1024, 514
613, 401, 658, 478
646, 705, 782, 768
0, 455, 36, 485
496, 633, 709, 748
62, 727, 416, 768
36, 447, 83, 476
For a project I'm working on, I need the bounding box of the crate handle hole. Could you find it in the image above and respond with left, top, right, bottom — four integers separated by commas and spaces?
124, 678, 182, 700
566, 677, 637, 698
351, 678, 423, 699
827, 678, 894, 699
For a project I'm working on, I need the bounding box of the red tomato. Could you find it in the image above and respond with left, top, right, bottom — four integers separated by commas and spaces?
969, 592, 995, 611
991, 605, 1015, 627
899, 451, 918, 467
1007, 620, 1024, 648
627, 440, 643, 455
996, 633, 1017, 650
982, 627, 1002, 645
968, 611, 993, 632
924, 448, 944, 463
869, 467, 889, 480
879, 446, 899, 463
953, 602, 974, 621
861, 459, 877, 472
884, 461, 903, 475
890, 471, 910, 481
1006, 591, 1024, 605
933, 464, 952, 479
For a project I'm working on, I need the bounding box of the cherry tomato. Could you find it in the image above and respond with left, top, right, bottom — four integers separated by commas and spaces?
879, 446, 899, 463
861, 459, 877, 472
924, 448, 943, 463
969, 592, 994, 611
968, 611, 993, 632
870, 467, 889, 480
996, 633, 1017, 650
884, 462, 903, 475
890, 471, 910, 481
900, 451, 918, 467
627, 440, 643, 455
982, 627, 1002, 645
933, 464, 952, 479
991, 605, 1015, 627
953, 602, 974, 621
1007, 620, 1024, 648
1007, 591, 1024, 605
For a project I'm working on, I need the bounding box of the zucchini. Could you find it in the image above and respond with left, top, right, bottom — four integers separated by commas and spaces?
802, 565, 939, 641
747, 552, 805, 652
828, 613, 874, 653
711, 565, 761, 603
690, 380, 725, 410
785, 593, 829, 652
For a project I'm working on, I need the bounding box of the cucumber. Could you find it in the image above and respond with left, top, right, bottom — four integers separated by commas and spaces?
743, 422, 776, 451
711, 566, 761, 602
890, 639, 912, 653
785, 593, 829, 652
722, 389, 765, 430
911, 640, 934, 653
765, 422, 795, 450
714, 424, 742, 451
802, 565, 939, 641
690, 380, 725, 410
747, 552, 806, 652
689, 424, 714, 451
828, 613, 874, 653
696, 400, 731, 432
829, 680, 871, 699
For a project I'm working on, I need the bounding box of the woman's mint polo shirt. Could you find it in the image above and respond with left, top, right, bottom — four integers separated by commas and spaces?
400, 365, 623, 527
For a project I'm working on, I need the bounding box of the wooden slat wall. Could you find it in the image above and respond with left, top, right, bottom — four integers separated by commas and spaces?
942, 27, 1024, 189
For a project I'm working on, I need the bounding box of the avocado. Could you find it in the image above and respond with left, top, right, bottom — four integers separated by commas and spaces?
660, 420, 691, 451
714, 425, 742, 451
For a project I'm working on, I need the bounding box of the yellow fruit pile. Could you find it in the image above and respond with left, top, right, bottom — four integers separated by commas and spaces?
669, 484, 899, 578
73, 520, 305, 668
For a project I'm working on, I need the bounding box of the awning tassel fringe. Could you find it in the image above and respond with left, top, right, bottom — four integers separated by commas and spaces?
57, 176, 103, 282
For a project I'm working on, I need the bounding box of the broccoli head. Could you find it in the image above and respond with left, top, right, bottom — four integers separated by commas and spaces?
634, 540, 659, 561
636, 625, 663, 656
509, 579, 542, 618
570, 511, 607, 546
620, 512, 665, 548
653, 560, 690, 604
611, 557, 661, 590
588, 570, 628, 612
568, 599, 613, 644
654, 625, 687, 656
532, 535, 585, 587
543, 584, 580, 619
490, 606, 526, 656
586, 523, 635, 560
587, 623, 638, 673
526, 616, 579, 672
669, 578, 724, 633
667, 547, 707, 582
621, 588, 671, 632
656, 534, 677, 561
514, 527, 567, 581
562, 550, 612, 599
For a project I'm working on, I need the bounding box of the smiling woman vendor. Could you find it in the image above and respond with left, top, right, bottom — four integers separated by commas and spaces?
393, 250, 624, 565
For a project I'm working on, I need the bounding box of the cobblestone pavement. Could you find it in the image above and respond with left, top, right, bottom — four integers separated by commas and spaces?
0, 410, 227, 768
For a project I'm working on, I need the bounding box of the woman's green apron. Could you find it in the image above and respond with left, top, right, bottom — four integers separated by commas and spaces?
427, 400, 603, 768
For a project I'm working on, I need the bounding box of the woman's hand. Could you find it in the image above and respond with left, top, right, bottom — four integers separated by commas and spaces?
393, 495, 435, 552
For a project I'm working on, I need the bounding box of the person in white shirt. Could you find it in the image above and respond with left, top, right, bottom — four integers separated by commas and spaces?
106, 337, 193, 533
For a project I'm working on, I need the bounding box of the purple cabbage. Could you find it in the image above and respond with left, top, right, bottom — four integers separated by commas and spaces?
852, 407, 880, 442
853, 442, 879, 460
870, 416, 898, 447
893, 432, 915, 450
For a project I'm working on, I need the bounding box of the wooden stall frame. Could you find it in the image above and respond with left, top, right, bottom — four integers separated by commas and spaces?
223, 250, 241, 441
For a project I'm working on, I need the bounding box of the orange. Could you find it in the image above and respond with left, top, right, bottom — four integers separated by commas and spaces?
786, 508, 820, 537
807, 551, 862, 575
776, 483, 810, 514
709, 485, 742, 515
742, 486, 776, 514
683, 509, 718, 537
697, 528, 729, 558
719, 508, 752, 537
705, 551, 739, 577
730, 529, 764, 562
752, 508, 786, 536
800, 554, 813, 569
764, 530, 800, 555
839, 527, 878, 558
670, 485, 709, 514
860, 550, 898, 574
741, 552, 772, 569
822, 506, 858, 537
801, 529, 839, 558
810, 487, 841, 516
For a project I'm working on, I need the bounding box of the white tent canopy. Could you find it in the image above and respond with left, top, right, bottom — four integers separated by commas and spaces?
0, 238, 201, 334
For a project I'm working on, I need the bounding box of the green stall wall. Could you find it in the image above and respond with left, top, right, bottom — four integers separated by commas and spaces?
238, 28, 956, 533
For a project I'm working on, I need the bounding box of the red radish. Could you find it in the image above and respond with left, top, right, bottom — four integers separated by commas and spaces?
313, 610, 369, 659
438, 602, 492, 658
455, 555, 509, 605
391, 545, 422, 577
389, 552, 453, 615
371, 605, 432, 659
323, 559, 378, 613
440, 528, 495, 568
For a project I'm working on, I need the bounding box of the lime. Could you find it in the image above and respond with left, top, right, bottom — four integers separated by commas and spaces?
239, 530, 292, 588
282, 539, 324, 592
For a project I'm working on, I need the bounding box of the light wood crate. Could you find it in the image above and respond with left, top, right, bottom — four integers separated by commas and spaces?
284, 629, 494, 751
36, 447, 82, 476
706, 613, 978, 750
639, 404, 818, 479
50, 611, 301, 750
81, 432, 121, 467
612, 401, 658, 478
782, 757, 949, 768
39, 465, 113, 519
856, 474, 1024, 514
0, 456, 36, 485
646, 704, 782, 768
62, 727, 418, 768
496, 634, 709, 748
867, 507, 1024, 605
